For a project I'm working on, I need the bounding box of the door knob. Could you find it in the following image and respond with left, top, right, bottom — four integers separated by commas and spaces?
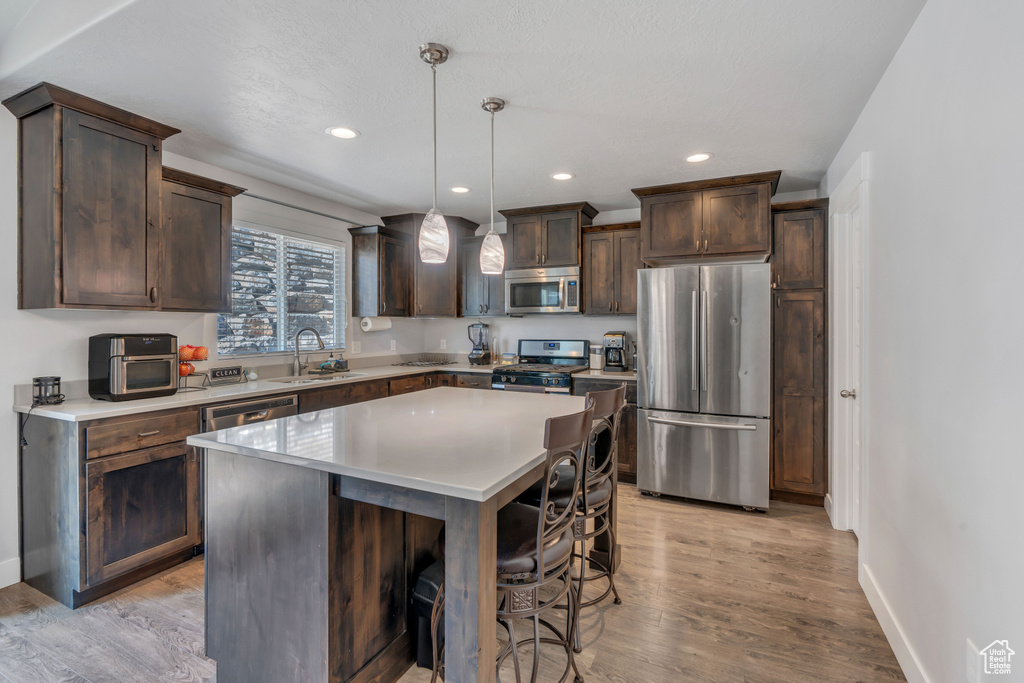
840, 389, 857, 399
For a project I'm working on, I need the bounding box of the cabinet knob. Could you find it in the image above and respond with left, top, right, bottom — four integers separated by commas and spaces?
840, 389, 857, 399
149, 287, 158, 303
609, 301, 613, 312
704, 239, 708, 252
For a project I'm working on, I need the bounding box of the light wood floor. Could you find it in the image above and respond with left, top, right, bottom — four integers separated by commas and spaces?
0, 486, 904, 682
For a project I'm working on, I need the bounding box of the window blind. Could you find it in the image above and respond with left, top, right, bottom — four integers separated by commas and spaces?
218, 225, 345, 357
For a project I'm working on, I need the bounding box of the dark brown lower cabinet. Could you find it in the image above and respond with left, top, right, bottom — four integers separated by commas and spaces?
388, 375, 427, 396
455, 373, 493, 390
299, 379, 389, 414
571, 377, 638, 482
85, 443, 201, 585
772, 290, 827, 498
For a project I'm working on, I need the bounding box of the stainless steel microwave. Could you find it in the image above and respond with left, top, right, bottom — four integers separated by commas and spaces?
505, 266, 581, 315
88, 334, 179, 401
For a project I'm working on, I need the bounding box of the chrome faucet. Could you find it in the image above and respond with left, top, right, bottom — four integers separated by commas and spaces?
292, 327, 325, 376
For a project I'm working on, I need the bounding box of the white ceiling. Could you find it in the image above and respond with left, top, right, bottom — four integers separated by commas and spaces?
0, 0, 925, 225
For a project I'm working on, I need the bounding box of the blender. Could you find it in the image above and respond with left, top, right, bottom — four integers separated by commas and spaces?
467, 323, 492, 365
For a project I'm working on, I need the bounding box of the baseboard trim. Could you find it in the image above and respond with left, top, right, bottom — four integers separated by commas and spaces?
0, 557, 20, 589
860, 563, 930, 683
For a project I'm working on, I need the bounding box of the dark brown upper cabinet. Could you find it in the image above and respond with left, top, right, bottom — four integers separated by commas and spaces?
499, 203, 598, 269
583, 223, 641, 316
381, 213, 477, 318
4, 83, 180, 310
770, 199, 829, 290
461, 235, 506, 317
349, 225, 412, 317
632, 171, 780, 265
161, 168, 245, 312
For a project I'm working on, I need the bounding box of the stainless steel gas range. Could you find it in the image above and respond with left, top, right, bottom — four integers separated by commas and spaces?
491, 339, 589, 394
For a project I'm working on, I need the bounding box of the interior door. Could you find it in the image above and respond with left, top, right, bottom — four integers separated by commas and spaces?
637, 266, 700, 412
700, 265, 771, 418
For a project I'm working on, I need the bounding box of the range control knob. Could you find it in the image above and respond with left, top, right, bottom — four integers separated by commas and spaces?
510, 376, 517, 383
500, 375, 508, 383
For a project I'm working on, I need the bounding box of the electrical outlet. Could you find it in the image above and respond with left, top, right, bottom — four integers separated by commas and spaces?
440, 339, 447, 350
351, 341, 361, 354
390, 339, 397, 351
966, 638, 981, 683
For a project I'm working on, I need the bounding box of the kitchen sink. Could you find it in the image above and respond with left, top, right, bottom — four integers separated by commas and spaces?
269, 373, 367, 385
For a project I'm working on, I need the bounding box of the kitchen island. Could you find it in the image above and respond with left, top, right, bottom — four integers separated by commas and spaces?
187, 387, 586, 683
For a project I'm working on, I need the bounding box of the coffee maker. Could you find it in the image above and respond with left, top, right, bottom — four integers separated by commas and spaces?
603, 331, 629, 372
468, 323, 492, 365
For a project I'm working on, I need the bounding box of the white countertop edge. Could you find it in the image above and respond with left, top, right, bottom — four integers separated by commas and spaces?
186, 432, 543, 502
12, 363, 497, 422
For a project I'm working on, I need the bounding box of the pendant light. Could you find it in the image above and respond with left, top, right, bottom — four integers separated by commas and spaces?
417, 43, 450, 264
479, 97, 506, 274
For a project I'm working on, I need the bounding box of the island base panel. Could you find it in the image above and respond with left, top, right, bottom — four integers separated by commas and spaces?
205, 449, 429, 683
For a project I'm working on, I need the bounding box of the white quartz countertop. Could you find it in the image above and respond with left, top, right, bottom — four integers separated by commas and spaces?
188, 388, 587, 501
12, 363, 495, 422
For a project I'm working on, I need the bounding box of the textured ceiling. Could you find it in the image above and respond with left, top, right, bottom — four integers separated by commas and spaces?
0, 0, 925, 224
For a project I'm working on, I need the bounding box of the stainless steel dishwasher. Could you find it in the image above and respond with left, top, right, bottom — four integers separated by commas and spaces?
196, 395, 299, 552
202, 394, 299, 432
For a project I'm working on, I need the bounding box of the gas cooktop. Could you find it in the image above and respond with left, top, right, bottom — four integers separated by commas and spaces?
498, 363, 588, 376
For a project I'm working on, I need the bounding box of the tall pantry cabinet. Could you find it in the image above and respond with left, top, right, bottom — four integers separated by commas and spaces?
770, 199, 830, 504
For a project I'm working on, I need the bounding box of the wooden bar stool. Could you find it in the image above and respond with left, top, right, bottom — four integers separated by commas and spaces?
430, 404, 594, 683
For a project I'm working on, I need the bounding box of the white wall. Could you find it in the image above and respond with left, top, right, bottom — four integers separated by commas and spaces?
820, 1, 1024, 680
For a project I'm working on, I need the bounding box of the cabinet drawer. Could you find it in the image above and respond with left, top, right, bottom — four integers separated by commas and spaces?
86, 409, 199, 459
455, 374, 492, 390
388, 375, 427, 396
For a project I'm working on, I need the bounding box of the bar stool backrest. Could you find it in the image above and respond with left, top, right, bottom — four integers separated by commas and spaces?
583, 384, 627, 495
536, 404, 594, 578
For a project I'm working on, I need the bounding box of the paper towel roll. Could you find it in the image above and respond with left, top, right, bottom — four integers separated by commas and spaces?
360, 317, 393, 332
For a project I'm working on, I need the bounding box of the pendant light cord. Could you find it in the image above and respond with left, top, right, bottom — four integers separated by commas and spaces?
490, 110, 495, 232
432, 63, 438, 211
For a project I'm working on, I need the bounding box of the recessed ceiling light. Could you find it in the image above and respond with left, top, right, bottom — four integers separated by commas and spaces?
686, 153, 713, 163
551, 172, 574, 180
450, 186, 470, 193
326, 127, 359, 139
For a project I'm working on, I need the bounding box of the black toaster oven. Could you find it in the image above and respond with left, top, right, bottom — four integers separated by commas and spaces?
88, 334, 179, 401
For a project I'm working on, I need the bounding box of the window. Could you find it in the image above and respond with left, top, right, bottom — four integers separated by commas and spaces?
217, 225, 345, 356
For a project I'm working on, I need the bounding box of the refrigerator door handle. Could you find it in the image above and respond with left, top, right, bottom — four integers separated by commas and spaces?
701, 289, 709, 392
648, 416, 758, 431
691, 290, 698, 391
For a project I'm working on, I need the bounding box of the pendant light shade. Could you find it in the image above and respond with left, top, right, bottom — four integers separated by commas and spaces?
418, 43, 450, 264
479, 97, 506, 275
419, 208, 450, 263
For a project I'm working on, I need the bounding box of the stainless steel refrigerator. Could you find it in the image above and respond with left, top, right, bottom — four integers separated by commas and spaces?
637, 264, 771, 509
